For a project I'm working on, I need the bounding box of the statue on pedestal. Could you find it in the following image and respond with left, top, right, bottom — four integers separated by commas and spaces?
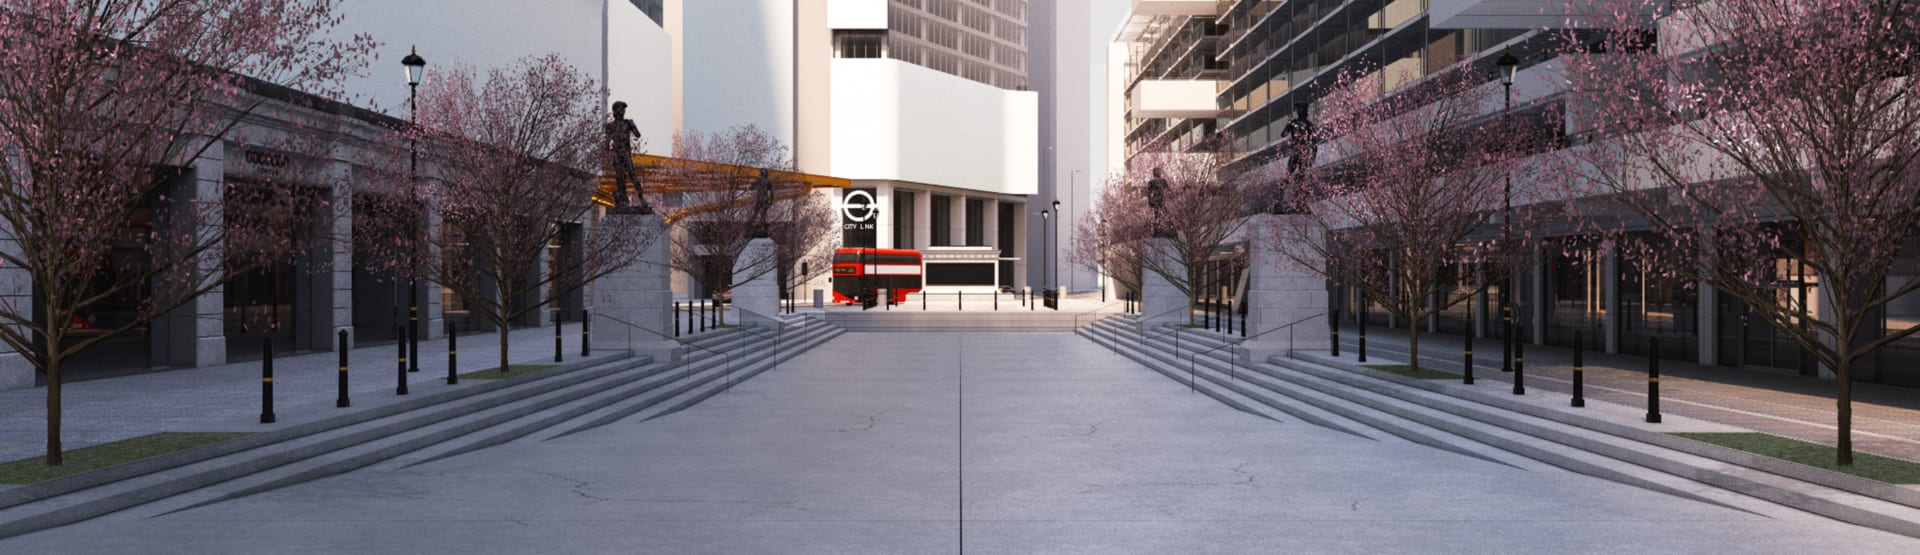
604, 101, 652, 214
1277, 102, 1317, 214
750, 168, 775, 238
1147, 167, 1170, 238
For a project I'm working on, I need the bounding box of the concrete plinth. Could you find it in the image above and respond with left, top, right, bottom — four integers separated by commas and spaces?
592, 214, 679, 361
1140, 238, 1189, 332
732, 238, 779, 328
1243, 215, 1328, 361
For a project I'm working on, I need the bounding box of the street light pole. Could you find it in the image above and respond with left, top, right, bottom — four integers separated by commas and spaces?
1051, 199, 1061, 309
403, 47, 427, 373
1498, 51, 1519, 373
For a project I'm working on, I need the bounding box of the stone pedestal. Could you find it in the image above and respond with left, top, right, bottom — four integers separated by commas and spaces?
732, 238, 779, 329
592, 214, 679, 361
1243, 215, 1329, 362
1140, 238, 1189, 332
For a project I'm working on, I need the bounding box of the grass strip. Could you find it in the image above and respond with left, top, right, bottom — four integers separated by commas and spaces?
0, 432, 251, 485
1672, 432, 1920, 484
458, 363, 561, 381
1362, 364, 1460, 380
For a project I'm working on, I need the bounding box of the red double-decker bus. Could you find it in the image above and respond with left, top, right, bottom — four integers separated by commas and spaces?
832, 248, 922, 305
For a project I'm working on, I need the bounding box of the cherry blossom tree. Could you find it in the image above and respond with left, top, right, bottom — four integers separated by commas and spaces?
1072, 175, 1146, 301
1271, 67, 1553, 367
0, 0, 372, 465
663, 125, 799, 325
357, 55, 659, 374
1098, 143, 1265, 325
767, 190, 839, 309
1551, 0, 1920, 465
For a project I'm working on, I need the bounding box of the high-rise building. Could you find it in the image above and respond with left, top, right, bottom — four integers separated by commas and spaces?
679, 0, 1039, 296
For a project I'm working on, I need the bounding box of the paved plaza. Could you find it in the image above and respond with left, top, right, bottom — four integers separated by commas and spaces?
3, 331, 1916, 553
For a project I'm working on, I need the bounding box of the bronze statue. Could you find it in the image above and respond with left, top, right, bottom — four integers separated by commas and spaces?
1147, 167, 1169, 238
604, 101, 652, 214
1277, 102, 1317, 214
750, 168, 774, 238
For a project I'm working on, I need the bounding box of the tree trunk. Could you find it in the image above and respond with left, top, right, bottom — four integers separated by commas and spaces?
1408, 323, 1421, 371
1837, 353, 1854, 466
499, 325, 510, 374
45, 353, 62, 466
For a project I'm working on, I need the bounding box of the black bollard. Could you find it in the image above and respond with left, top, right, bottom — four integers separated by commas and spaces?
1463, 327, 1474, 385
1573, 331, 1586, 407
447, 321, 459, 385
409, 304, 419, 373
1513, 326, 1526, 395
260, 337, 275, 424
1239, 306, 1246, 338
675, 302, 682, 337
554, 312, 563, 363
1030, 289, 1035, 311
1226, 300, 1233, 335
923, 291, 928, 310
959, 291, 963, 311
337, 330, 351, 408
1358, 311, 1368, 363
396, 324, 409, 396
994, 290, 998, 310
700, 300, 707, 332
1647, 336, 1662, 423
1331, 308, 1341, 357
1502, 304, 1513, 373
582, 309, 591, 357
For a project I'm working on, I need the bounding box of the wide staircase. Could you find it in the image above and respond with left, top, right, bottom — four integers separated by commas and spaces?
1077, 314, 1920, 540
0, 314, 842, 539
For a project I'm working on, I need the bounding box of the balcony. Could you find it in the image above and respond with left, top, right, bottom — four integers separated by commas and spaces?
1131, 79, 1224, 118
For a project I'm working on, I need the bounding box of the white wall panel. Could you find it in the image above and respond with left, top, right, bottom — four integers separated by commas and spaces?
682, 0, 796, 144
608, 1, 675, 155
830, 59, 1038, 196
827, 0, 889, 30
333, 0, 603, 118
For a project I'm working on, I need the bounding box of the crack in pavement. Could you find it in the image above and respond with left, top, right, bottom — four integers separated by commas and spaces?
1026, 420, 1110, 439
813, 409, 887, 433
537, 471, 613, 505
1079, 461, 1261, 494
535, 470, 811, 512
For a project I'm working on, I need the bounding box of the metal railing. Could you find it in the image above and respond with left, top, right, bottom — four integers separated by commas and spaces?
1071, 301, 1127, 352
593, 311, 731, 385
1187, 313, 1322, 390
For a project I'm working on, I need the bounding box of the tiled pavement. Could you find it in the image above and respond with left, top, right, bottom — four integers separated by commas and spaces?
1337, 324, 1920, 463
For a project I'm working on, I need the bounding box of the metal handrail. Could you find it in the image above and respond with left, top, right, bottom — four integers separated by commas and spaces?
1124, 303, 1201, 390
594, 311, 732, 385
731, 308, 800, 392
1071, 301, 1127, 352
1188, 313, 1322, 387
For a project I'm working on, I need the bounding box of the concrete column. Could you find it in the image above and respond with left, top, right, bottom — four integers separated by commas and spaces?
982, 199, 1000, 250
1141, 238, 1187, 331
1531, 248, 1546, 345
1603, 249, 1620, 354
913, 191, 933, 250
593, 214, 677, 361
874, 185, 894, 250
164, 142, 226, 367
1244, 215, 1328, 361
321, 160, 354, 349
0, 210, 30, 389
1697, 281, 1718, 366
732, 238, 779, 326
948, 195, 966, 248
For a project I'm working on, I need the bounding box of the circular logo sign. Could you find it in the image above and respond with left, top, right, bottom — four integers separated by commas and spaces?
843, 190, 877, 223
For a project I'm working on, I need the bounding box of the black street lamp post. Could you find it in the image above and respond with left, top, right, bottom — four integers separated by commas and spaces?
1051, 199, 1061, 310
403, 46, 427, 372
1040, 208, 1050, 310
1497, 50, 1518, 374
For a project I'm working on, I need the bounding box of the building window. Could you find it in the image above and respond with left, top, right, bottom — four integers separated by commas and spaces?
931, 195, 952, 246
834, 30, 887, 59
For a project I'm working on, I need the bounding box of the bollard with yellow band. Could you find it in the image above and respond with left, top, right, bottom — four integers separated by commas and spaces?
1512, 325, 1526, 395
260, 336, 276, 424
337, 330, 350, 408
447, 321, 459, 385
1573, 330, 1586, 408
1463, 328, 1474, 385
1647, 336, 1662, 423
396, 324, 409, 396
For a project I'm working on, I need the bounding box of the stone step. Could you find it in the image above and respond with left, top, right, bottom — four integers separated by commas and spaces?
1269, 352, 1920, 539
0, 353, 651, 539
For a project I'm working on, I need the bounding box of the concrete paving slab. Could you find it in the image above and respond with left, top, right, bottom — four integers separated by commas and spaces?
3, 331, 1917, 553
